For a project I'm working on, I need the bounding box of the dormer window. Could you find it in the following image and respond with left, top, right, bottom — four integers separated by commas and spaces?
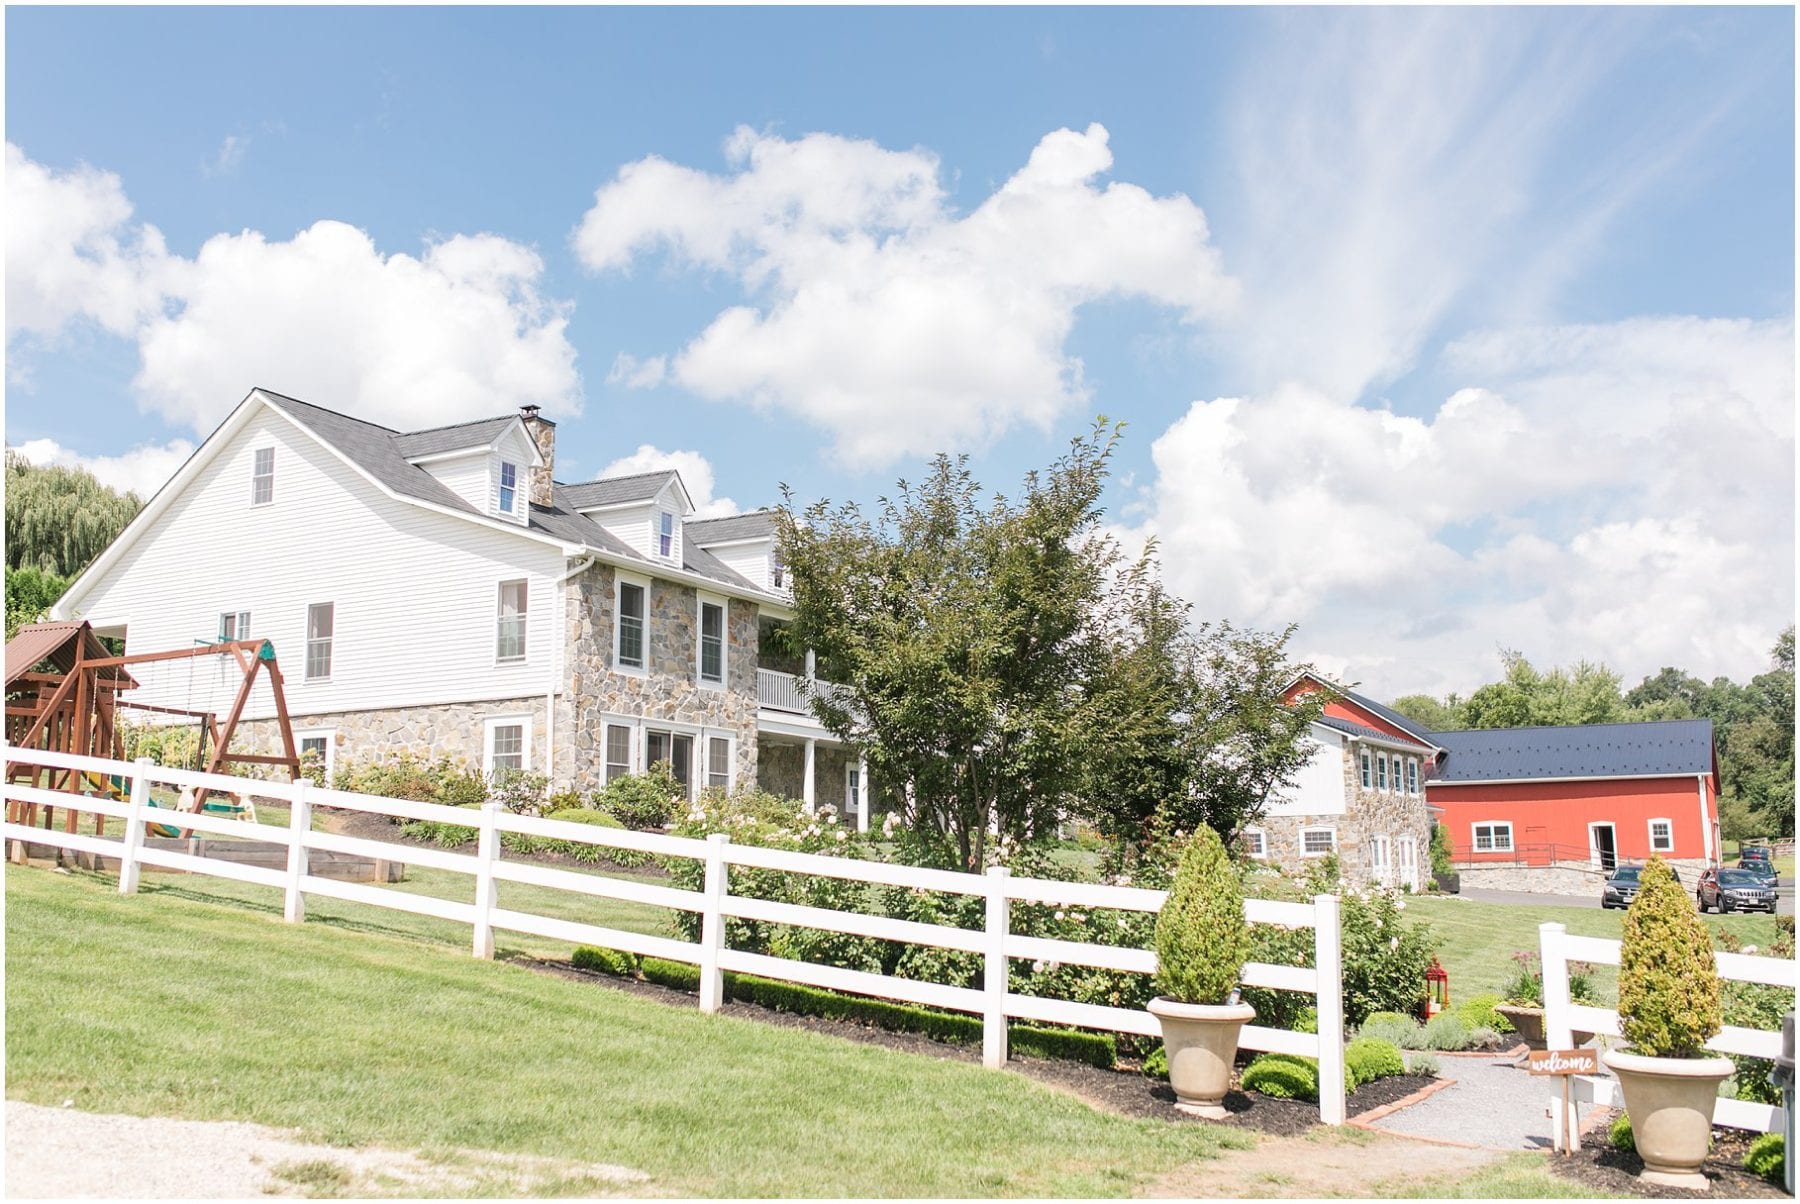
659, 511, 674, 558
771, 547, 785, 590
498, 462, 518, 515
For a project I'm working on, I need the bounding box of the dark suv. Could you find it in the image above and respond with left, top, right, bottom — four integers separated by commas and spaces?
1738, 856, 1779, 886
1601, 865, 1645, 909
1697, 866, 1778, 914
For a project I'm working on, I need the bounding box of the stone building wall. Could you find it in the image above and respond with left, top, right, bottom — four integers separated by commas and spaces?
1257, 743, 1433, 888
757, 740, 854, 812
1459, 856, 1711, 898
238, 694, 547, 785
555, 562, 761, 794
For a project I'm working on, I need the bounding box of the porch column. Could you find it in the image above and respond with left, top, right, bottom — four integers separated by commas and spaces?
857, 755, 870, 833
804, 647, 816, 682
803, 737, 816, 812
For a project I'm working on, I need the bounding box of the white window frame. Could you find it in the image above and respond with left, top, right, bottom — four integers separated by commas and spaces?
613, 572, 649, 675
251, 445, 275, 506
1647, 817, 1675, 854
696, 593, 727, 689
1472, 821, 1514, 853
498, 461, 519, 516
1243, 827, 1268, 859
1368, 833, 1391, 871
658, 510, 675, 559
483, 714, 533, 778
1390, 755, 1403, 793
706, 734, 735, 793
1301, 827, 1337, 857
218, 609, 251, 642
1360, 749, 1372, 789
1375, 755, 1387, 792
644, 725, 699, 801
305, 601, 334, 682
1406, 758, 1419, 795
496, 578, 528, 664
295, 727, 336, 786
603, 722, 636, 784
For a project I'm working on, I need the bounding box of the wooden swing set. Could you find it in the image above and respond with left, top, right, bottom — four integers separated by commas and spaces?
4, 620, 301, 848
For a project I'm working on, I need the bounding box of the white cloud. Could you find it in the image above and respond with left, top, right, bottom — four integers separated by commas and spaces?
606, 353, 666, 389
203, 134, 249, 178
5, 143, 582, 434
595, 444, 738, 519
4, 143, 173, 340
1126, 316, 1794, 698
9, 436, 196, 499
575, 123, 1236, 467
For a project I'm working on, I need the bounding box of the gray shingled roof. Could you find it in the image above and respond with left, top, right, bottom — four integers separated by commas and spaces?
561, 471, 679, 510
1338, 686, 1439, 745
393, 416, 520, 460
1427, 720, 1716, 783
686, 510, 776, 545
1316, 714, 1433, 750
260, 391, 765, 597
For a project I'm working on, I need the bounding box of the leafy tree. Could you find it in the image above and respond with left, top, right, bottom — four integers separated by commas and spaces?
777, 422, 1130, 870
4, 451, 142, 577
1461, 650, 1628, 728
4, 566, 69, 639
1389, 694, 1463, 732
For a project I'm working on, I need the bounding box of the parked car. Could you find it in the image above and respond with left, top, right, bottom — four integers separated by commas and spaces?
1696, 866, 1779, 914
1602, 865, 1645, 909
1738, 857, 1779, 886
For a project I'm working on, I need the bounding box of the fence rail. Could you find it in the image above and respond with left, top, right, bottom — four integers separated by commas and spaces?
3, 746, 1347, 1123
1540, 921, 1794, 1148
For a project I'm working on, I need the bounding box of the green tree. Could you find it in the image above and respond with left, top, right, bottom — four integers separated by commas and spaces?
1461, 650, 1628, 729
4, 566, 69, 639
777, 422, 1130, 870
4, 452, 141, 577
1389, 693, 1464, 732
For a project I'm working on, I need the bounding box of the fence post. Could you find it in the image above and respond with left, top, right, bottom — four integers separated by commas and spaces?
283, 779, 312, 923
984, 866, 1011, 1069
1313, 893, 1346, 1125
472, 802, 501, 959
117, 757, 153, 895
1541, 921, 1573, 1150
698, 833, 730, 1013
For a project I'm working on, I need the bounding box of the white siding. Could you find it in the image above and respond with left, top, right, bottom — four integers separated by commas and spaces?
708, 540, 772, 591
489, 427, 536, 525
590, 502, 654, 558
421, 452, 490, 513
1267, 732, 1349, 817
63, 406, 564, 722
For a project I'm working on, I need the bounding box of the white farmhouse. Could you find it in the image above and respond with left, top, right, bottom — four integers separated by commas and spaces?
53, 389, 870, 825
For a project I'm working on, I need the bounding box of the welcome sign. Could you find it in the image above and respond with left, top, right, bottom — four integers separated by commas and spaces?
1527, 1048, 1599, 1076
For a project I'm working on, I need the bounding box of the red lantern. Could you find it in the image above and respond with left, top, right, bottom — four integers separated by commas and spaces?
1425, 959, 1450, 1016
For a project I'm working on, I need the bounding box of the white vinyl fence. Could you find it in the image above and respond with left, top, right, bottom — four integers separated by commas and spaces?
5, 747, 1347, 1123
1540, 920, 1795, 1150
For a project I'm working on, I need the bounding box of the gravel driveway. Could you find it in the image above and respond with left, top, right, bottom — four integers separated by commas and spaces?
1364, 1053, 1576, 1150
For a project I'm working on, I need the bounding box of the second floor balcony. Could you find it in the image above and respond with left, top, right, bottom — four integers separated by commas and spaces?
756, 667, 849, 717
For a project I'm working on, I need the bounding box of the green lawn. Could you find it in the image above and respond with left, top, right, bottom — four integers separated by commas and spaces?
1404, 895, 1784, 1002
5, 863, 1250, 1197
1371, 1152, 1629, 1199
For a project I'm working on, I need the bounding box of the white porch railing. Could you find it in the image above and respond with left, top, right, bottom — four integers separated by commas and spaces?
4, 746, 1347, 1123
756, 668, 851, 716
1540, 920, 1795, 1149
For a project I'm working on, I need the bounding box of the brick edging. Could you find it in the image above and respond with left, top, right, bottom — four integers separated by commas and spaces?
1437, 1041, 1530, 1059
1347, 1073, 1461, 1128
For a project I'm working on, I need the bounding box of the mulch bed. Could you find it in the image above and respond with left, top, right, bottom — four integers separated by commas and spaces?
529, 954, 1436, 1135
1548, 1109, 1787, 1199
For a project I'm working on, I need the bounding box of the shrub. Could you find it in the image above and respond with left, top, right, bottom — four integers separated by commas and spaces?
1421, 1012, 1472, 1051
1153, 827, 1248, 1005
1404, 1051, 1439, 1076
1142, 1045, 1168, 1080
505, 808, 654, 868
1468, 1026, 1503, 1049
593, 764, 684, 830
1346, 1036, 1407, 1084
1608, 1113, 1635, 1153
1503, 951, 1545, 1007
1455, 993, 1512, 1033
1744, 1133, 1785, 1186
488, 769, 551, 817
399, 804, 480, 847
1429, 824, 1453, 876
570, 946, 638, 977
1241, 1054, 1319, 1101
1359, 1014, 1425, 1050
1618, 857, 1721, 1058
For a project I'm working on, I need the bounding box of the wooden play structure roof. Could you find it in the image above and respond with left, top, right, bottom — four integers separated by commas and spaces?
5, 621, 135, 689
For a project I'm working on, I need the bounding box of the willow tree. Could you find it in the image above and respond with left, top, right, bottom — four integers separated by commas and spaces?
5, 452, 142, 576
777, 421, 1132, 870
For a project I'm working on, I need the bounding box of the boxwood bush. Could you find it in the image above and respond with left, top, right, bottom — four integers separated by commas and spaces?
1609, 1113, 1635, 1153
1345, 1036, 1407, 1084
1241, 1054, 1319, 1101
1744, 1133, 1785, 1186
1618, 857, 1721, 1058
1153, 827, 1248, 1005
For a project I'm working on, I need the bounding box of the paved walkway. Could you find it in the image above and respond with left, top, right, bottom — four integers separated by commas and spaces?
1367, 1052, 1584, 1150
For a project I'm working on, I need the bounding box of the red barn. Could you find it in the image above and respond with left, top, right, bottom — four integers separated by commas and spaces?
1425, 720, 1720, 896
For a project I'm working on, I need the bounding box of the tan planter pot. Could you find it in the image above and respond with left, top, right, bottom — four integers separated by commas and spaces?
1147, 998, 1256, 1119
1496, 1004, 1546, 1049
1603, 1048, 1735, 1190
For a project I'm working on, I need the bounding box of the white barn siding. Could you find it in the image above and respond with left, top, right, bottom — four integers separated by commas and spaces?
63, 406, 564, 722
1267, 732, 1348, 817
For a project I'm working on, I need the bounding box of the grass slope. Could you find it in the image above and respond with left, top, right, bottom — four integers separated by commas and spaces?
5, 865, 1245, 1198
1404, 895, 1783, 1001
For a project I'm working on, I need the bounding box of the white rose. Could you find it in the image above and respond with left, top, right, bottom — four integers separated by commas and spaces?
836, 831, 848, 842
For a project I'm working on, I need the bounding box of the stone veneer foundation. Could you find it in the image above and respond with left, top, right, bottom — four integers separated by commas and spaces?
239, 695, 547, 784
759, 740, 856, 813
1256, 742, 1433, 888
1458, 857, 1711, 898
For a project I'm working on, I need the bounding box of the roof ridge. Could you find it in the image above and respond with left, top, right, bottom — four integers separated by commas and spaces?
688, 507, 775, 524
559, 469, 679, 488
397, 414, 519, 438
256, 389, 402, 435
1433, 718, 1712, 736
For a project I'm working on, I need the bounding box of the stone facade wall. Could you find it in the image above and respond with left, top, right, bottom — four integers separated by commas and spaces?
1257, 743, 1433, 888
556, 562, 761, 794
1458, 856, 1711, 898
757, 741, 855, 812
239, 695, 547, 784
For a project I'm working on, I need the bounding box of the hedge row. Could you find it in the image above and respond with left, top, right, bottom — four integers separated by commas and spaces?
571, 945, 1116, 1069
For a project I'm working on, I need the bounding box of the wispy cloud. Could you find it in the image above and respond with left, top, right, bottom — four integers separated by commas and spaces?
202, 134, 249, 178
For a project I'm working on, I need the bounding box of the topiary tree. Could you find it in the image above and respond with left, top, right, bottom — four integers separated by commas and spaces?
1153, 826, 1249, 1004
1617, 856, 1722, 1058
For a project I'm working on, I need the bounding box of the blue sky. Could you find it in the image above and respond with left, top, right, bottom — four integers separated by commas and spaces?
6, 6, 1794, 698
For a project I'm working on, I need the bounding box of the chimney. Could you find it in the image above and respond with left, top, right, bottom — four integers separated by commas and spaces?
519, 405, 556, 507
